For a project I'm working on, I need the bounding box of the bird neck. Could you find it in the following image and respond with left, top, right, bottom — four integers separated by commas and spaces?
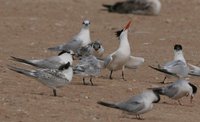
118, 32, 130, 52
174, 51, 186, 63
79, 27, 91, 45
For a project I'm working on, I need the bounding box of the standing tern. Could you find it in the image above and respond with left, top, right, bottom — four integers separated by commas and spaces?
102, 0, 161, 15
151, 79, 197, 105
10, 50, 74, 69
97, 89, 160, 120
103, 21, 144, 80
73, 55, 101, 85
104, 20, 132, 80
77, 41, 104, 58
8, 62, 73, 96
48, 20, 91, 53
149, 44, 189, 83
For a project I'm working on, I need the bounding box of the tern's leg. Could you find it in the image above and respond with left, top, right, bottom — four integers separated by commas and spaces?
109, 70, 113, 79
89, 77, 94, 86
122, 66, 126, 81
178, 99, 183, 105
83, 77, 86, 85
53, 89, 57, 96
161, 76, 167, 84
136, 114, 144, 120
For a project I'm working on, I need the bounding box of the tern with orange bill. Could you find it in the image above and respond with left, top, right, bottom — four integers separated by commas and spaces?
104, 20, 144, 80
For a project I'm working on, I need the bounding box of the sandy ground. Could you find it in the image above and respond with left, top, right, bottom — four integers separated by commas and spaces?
1, 0, 200, 121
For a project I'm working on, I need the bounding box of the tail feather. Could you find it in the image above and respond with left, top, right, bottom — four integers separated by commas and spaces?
10, 56, 38, 67
102, 4, 112, 9
149, 65, 177, 77
148, 87, 165, 95
97, 101, 119, 109
48, 45, 63, 51
7, 65, 36, 78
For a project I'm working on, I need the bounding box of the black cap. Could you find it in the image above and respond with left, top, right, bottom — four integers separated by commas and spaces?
174, 44, 182, 51
189, 83, 197, 94
58, 62, 70, 70
115, 29, 123, 37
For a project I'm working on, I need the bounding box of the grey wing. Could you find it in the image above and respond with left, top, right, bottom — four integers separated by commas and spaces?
104, 54, 114, 68
125, 56, 144, 69
188, 63, 200, 76
77, 45, 92, 57
127, 0, 151, 10
117, 100, 145, 113
36, 69, 68, 88
48, 38, 82, 52
163, 84, 179, 98
164, 60, 189, 76
74, 56, 100, 76
36, 56, 67, 69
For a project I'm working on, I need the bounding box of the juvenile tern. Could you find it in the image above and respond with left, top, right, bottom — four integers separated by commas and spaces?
77, 41, 104, 58
73, 55, 101, 85
8, 62, 73, 96
10, 50, 74, 69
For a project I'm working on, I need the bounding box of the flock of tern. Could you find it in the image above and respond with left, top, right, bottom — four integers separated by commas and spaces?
7, 0, 200, 119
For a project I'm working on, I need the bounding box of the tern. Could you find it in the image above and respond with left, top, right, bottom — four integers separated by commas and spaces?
73, 55, 101, 85
48, 20, 91, 53
77, 41, 104, 58
10, 50, 74, 69
150, 79, 197, 105
149, 44, 189, 83
104, 20, 144, 80
102, 0, 161, 15
97, 89, 160, 120
8, 62, 73, 96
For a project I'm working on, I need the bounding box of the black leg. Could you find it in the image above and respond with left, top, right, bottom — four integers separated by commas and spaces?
109, 70, 113, 79
83, 77, 86, 85
122, 71, 126, 81
161, 76, 167, 84
90, 77, 94, 86
53, 89, 57, 96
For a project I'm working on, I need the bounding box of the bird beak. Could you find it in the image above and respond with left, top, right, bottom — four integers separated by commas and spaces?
124, 20, 132, 30
190, 95, 194, 103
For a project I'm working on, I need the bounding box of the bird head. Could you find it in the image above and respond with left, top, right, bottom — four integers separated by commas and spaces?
189, 83, 197, 103
82, 20, 90, 28
58, 62, 71, 70
115, 20, 131, 39
174, 44, 182, 52
92, 41, 101, 51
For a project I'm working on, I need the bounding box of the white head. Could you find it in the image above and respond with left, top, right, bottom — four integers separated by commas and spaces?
82, 20, 90, 28
173, 44, 186, 62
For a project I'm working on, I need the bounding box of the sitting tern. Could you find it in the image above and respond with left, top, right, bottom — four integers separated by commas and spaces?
8, 62, 73, 96
102, 0, 161, 15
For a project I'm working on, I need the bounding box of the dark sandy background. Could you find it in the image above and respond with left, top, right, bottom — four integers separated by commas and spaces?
1, 0, 200, 121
